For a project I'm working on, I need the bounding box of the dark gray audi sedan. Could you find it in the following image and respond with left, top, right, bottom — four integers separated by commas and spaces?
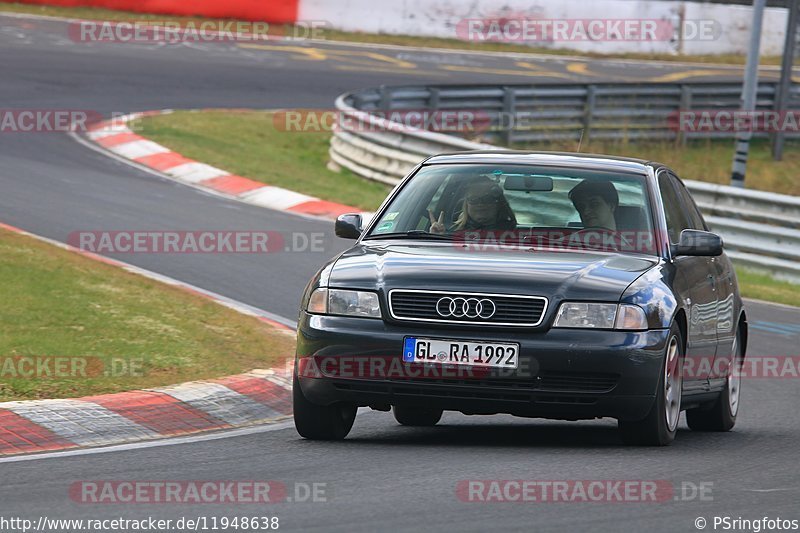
293, 152, 747, 446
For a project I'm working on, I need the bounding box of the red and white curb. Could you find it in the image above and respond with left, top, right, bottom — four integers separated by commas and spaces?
81, 111, 373, 221
0, 368, 293, 456
0, 221, 296, 457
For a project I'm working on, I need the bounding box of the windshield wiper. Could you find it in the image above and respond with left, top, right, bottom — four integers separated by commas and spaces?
364, 230, 455, 241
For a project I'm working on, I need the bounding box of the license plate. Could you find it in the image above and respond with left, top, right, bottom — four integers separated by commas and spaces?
403, 337, 519, 369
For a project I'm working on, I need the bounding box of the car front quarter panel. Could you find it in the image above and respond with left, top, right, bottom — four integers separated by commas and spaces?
299, 256, 341, 317
620, 263, 678, 330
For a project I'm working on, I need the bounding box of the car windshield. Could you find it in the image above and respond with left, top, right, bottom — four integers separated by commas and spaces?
365, 163, 657, 256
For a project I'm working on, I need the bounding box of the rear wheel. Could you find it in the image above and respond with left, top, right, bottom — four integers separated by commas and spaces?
618, 324, 684, 446
393, 405, 443, 427
293, 375, 356, 440
686, 331, 742, 432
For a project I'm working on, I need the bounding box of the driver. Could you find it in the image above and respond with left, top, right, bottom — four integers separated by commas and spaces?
568, 180, 636, 251
569, 180, 619, 231
429, 176, 517, 234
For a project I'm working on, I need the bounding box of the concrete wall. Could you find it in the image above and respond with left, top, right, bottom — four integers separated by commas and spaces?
300, 0, 788, 56
19, 0, 789, 55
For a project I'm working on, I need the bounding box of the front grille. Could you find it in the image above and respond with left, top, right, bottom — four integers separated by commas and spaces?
389, 290, 547, 326
538, 372, 620, 392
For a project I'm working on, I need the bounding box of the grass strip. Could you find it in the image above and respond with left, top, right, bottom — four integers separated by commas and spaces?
139, 110, 392, 211
0, 227, 295, 401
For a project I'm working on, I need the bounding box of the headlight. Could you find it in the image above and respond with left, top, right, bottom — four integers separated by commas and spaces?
307, 288, 328, 314
553, 302, 647, 331
554, 302, 617, 329
614, 304, 648, 331
306, 288, 382, 318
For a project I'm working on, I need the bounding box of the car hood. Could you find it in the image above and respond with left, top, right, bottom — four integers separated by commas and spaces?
328, 241, 657, 301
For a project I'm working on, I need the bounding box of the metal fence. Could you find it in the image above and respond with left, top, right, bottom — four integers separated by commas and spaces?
329, 83, 800, 283
340, 82, 800, 146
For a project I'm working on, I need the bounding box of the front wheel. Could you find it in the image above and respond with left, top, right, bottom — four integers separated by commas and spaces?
686, 330, 743, 432
293, 375, 356, 440
618, 324, 684, 446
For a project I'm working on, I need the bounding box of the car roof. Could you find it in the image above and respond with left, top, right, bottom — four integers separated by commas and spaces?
423, 150, 658, 175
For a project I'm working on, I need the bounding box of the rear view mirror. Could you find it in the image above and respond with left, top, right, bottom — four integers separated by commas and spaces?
673, 229, 723, 257
503, 175, 554, 192
335, 214, 363, 239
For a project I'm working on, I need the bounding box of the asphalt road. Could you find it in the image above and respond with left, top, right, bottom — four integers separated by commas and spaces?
1, 12, 799, 533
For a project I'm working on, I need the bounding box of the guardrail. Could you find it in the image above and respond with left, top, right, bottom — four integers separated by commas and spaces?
329, 83, 800, 284
336, 82, 800, 147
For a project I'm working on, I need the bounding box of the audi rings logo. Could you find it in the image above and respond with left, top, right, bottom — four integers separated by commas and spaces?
436, 297, 497, 319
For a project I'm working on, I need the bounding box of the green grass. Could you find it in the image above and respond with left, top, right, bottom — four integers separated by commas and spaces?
139, 110, 392, 211
142, 110, 800, 201
514, 138, 800, 197
0, 228, 296, 401
737, 268, 800, 307
0, 2, 784, 66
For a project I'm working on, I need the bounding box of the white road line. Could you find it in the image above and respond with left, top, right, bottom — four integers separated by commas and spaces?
743, 488, 797, 493
0, 222, 297, 329
743, 297, 800, 311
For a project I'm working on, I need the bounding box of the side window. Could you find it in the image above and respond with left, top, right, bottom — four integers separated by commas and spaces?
658, 172, 690, 245
670, 173, 707, 231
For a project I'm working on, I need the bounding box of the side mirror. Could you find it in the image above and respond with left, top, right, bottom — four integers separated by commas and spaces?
673, 229, 723, 257
335, 213, 363, 239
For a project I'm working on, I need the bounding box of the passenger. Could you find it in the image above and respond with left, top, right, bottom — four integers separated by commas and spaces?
429, 176, 517, 234
569, 180, 619, 231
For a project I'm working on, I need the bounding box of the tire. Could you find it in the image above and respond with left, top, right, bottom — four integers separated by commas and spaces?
393, 405, 443, 427
618, 324, 684, 446
293, 375, 356, 440
686, 330, 743, 432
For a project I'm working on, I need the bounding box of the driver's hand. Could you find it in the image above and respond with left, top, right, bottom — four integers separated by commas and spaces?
428, 209, 445, 234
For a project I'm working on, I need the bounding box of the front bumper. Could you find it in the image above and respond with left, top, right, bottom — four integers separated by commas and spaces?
295, 312, 670, 421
